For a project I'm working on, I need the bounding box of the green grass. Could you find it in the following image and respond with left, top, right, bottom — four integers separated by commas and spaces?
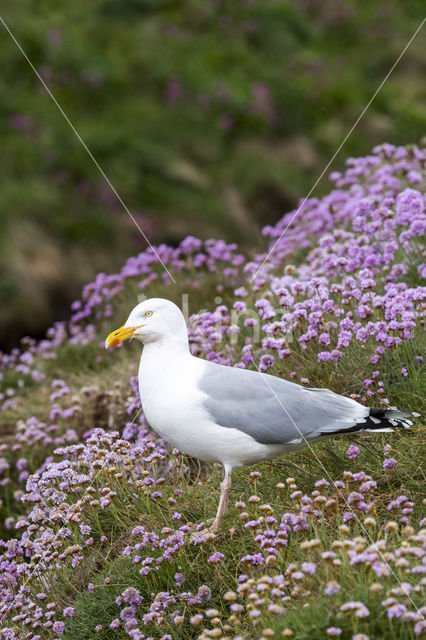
45, 430, 425, 640
1, 246, 425, 639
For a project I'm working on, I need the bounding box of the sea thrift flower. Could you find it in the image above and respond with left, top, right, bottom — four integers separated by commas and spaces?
325, 581, 341, 595
174, 573, 184, 586
301, 562, 316, 575
341, 602, 366, 614
208, 551, 225, 564
347, 444, 360, 459
53, 621, 65, 634
383, 458, 397, 469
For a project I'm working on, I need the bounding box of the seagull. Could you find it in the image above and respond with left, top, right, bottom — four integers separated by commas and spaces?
105, 298, 416, 534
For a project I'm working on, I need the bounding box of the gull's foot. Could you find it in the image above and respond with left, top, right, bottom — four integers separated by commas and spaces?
190, 519, 218, 543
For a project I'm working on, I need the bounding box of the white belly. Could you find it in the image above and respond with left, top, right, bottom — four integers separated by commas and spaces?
138, 357, 289, 469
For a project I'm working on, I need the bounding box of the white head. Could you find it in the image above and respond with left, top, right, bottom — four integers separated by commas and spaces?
105, 298, 188, 349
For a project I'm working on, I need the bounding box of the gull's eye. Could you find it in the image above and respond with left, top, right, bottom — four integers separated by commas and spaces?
144, 310, 153, 317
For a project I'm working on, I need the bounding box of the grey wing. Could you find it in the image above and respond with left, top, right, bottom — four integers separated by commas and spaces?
198, 362, 368, 445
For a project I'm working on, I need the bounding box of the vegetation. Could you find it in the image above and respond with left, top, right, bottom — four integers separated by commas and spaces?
0, 143, 425, 638
1, 0, 425, 345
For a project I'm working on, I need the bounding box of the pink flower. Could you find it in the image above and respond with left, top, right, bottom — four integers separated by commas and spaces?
325, 581, 341, 595
208, 551, 225, 564
347, 444, 360, 459
301, 562, 316, 575
383, 458, 397, 469
53, 621, 65, 634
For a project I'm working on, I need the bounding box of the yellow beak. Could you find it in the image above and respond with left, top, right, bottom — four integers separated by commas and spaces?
104, 325, 141, 349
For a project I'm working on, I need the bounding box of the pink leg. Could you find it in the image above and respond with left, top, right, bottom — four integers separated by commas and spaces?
190, 466, 232, 541
210, 466, 232, 531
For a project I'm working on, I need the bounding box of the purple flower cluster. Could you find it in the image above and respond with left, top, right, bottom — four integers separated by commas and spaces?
0, 143, 425, 638
0, 428, 191, 636
1, 144, 424, 412
0, 433, 425, 637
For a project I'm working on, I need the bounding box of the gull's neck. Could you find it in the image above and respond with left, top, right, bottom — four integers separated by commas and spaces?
138, 331, 192, 401
139, 330, 191, 364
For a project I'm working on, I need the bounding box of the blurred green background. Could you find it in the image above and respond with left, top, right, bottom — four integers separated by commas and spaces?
0, 0, 425, 348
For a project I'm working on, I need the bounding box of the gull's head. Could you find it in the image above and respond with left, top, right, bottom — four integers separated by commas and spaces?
105, 298, 187, 349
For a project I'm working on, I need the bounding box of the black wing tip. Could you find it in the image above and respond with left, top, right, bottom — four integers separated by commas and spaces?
321, 408, 419, 437
367, 407, 419, 430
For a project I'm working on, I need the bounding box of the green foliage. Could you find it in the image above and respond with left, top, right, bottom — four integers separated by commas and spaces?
1, 1, 425, 346
55, 436, 426, 640
1, 259, 425, 637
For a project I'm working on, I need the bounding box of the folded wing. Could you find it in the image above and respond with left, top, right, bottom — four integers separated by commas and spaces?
198, 362, 412, 445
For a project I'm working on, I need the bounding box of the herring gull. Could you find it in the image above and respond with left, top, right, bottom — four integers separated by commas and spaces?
105, 298, 417, 533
